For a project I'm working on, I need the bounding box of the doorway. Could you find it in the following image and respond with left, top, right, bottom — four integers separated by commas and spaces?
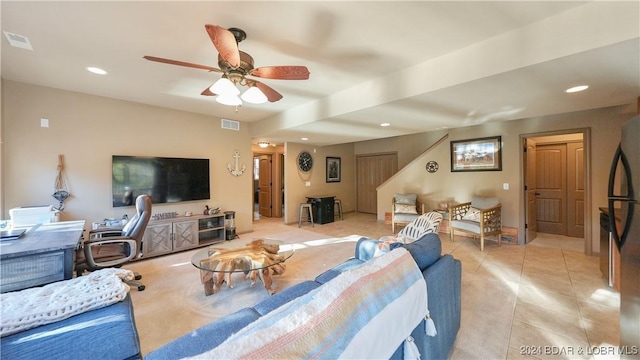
254, 154, 272, 219
521, 130, 590, 254
252, 152, 284, 221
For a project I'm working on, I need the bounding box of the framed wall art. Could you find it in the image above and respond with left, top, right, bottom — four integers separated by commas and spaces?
326, 157, 341, 182
450, 136, 502, 172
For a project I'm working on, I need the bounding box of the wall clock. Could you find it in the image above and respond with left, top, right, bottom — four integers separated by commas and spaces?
426, 160, 439, 173
297, 151, 313, 172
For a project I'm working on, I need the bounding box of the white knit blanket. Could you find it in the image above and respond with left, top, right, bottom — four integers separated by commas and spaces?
0, 268, 133, 337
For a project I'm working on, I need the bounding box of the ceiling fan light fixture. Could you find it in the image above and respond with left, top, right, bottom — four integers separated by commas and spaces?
216, 94, 242, 106
210, 77, 240, 96
257, 141, 270, 148
241, 86, 268, 104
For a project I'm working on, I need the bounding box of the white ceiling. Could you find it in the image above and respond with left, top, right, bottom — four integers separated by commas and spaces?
2, 1, 639, 146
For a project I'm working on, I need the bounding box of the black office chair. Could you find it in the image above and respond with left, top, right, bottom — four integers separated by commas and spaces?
75, 194, 152, 290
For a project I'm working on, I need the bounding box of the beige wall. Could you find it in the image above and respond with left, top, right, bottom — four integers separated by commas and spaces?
1, 80, 253, 233
354, 130, 448, 168
1, 79, 633, 254
376, 106, 631, 253
284, 142, 355, 225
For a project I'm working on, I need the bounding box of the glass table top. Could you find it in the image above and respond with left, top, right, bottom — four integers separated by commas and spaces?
191, 239, 295, 273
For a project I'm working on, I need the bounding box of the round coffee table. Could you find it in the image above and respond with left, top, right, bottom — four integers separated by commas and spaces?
191, 239, 294, 296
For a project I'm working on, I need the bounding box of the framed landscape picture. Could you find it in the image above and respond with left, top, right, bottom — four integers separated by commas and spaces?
450, 136, 502, 172
326, 157, 341, 182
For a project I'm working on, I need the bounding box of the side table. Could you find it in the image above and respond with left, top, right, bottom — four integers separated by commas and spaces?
436, 210, 450, 234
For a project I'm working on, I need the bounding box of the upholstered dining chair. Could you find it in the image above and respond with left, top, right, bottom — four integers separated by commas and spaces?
397, 211, 444, 242
75, 194, 152, 290
391, 193, 425, 233
448, 196, 502, 251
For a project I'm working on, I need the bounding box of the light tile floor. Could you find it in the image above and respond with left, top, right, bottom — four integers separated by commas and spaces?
254, 212, 620, 360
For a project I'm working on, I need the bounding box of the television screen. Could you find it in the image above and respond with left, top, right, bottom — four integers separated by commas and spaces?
112, 156, 210, 207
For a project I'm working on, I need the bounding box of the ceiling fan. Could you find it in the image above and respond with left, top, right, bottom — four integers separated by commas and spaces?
144, 25, 310, 105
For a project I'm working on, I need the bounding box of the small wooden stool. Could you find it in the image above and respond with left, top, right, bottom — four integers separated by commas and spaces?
298, 203, 314, 227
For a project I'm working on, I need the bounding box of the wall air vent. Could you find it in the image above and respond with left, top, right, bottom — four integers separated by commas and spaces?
221, 118, 240, 131
3, 31, 33, 50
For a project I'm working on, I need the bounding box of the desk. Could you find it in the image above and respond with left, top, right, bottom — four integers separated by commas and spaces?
306, 195, 335, 224
0, 220, 85, 293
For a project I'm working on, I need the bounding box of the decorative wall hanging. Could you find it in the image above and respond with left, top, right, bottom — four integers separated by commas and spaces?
326, 157, 341, 182
227, 149, 247, 176
52, 154, 70, 210
450, 136, 502, 172
425, 161, 439, 173
297, 151, 313, 172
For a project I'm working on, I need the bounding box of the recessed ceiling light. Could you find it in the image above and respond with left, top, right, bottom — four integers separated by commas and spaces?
87, 67, 108, 75
301, 137, 309, 141
380, 122, 391, 127
565, 85, 588, 93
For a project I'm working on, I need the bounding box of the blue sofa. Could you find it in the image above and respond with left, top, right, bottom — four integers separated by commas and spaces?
1, 294, 142, 360
147, 233, 461, 359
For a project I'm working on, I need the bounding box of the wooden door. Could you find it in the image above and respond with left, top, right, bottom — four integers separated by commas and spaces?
356, 153, 397, 214
258, 155, 272, 218
536, 144, 567, 235
567, 142, 584, 237
524, 138, 538, 242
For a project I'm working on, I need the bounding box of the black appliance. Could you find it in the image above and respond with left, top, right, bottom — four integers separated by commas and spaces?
600, 211, 612, 286
306, 196, 335, 225
224, 211, 237, 240
112, 156, 210, 207
607, 115, 640, 354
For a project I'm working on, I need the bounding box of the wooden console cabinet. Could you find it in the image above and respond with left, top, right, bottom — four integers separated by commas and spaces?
143, 214, 225, 258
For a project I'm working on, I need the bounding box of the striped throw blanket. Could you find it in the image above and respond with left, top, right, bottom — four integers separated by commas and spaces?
187, 248, 431, 359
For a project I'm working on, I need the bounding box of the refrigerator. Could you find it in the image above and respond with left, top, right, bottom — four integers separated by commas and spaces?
608, 115, 640, 355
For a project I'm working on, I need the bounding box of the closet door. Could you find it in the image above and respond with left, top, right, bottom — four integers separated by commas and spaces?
536, 144, 567, 235
356, 153, 397, 214
567, 142, 584, 238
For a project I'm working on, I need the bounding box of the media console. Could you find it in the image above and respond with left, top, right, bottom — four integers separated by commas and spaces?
143, 213, 226, 258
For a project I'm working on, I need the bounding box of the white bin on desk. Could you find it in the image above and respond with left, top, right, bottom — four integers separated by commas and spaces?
9, 205, 57, 227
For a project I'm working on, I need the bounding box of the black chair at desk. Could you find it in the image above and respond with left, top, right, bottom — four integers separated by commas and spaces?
75, 194, 152, 291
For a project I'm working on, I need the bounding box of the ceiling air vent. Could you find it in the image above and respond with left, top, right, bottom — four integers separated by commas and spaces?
221, 118, 240, 131
3, 31, 33, 50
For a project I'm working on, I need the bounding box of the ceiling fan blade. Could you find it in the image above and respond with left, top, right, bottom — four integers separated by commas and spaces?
249, 66, 310, 80
249, 80, 283, 102
205, 24, 240, 69
143, 56, 222, 72
201, 87, 216, 96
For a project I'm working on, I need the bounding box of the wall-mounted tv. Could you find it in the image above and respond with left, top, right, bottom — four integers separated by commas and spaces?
112, 155, 210, 207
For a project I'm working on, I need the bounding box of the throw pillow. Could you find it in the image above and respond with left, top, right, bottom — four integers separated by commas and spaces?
374, 236, 403, 257
394, 193, 417, 205
390, 233, 442, 270
395, 204, 418, 214
462, 207, 482, 222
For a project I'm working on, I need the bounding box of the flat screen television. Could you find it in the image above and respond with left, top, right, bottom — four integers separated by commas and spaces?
112, 155, 210, 207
